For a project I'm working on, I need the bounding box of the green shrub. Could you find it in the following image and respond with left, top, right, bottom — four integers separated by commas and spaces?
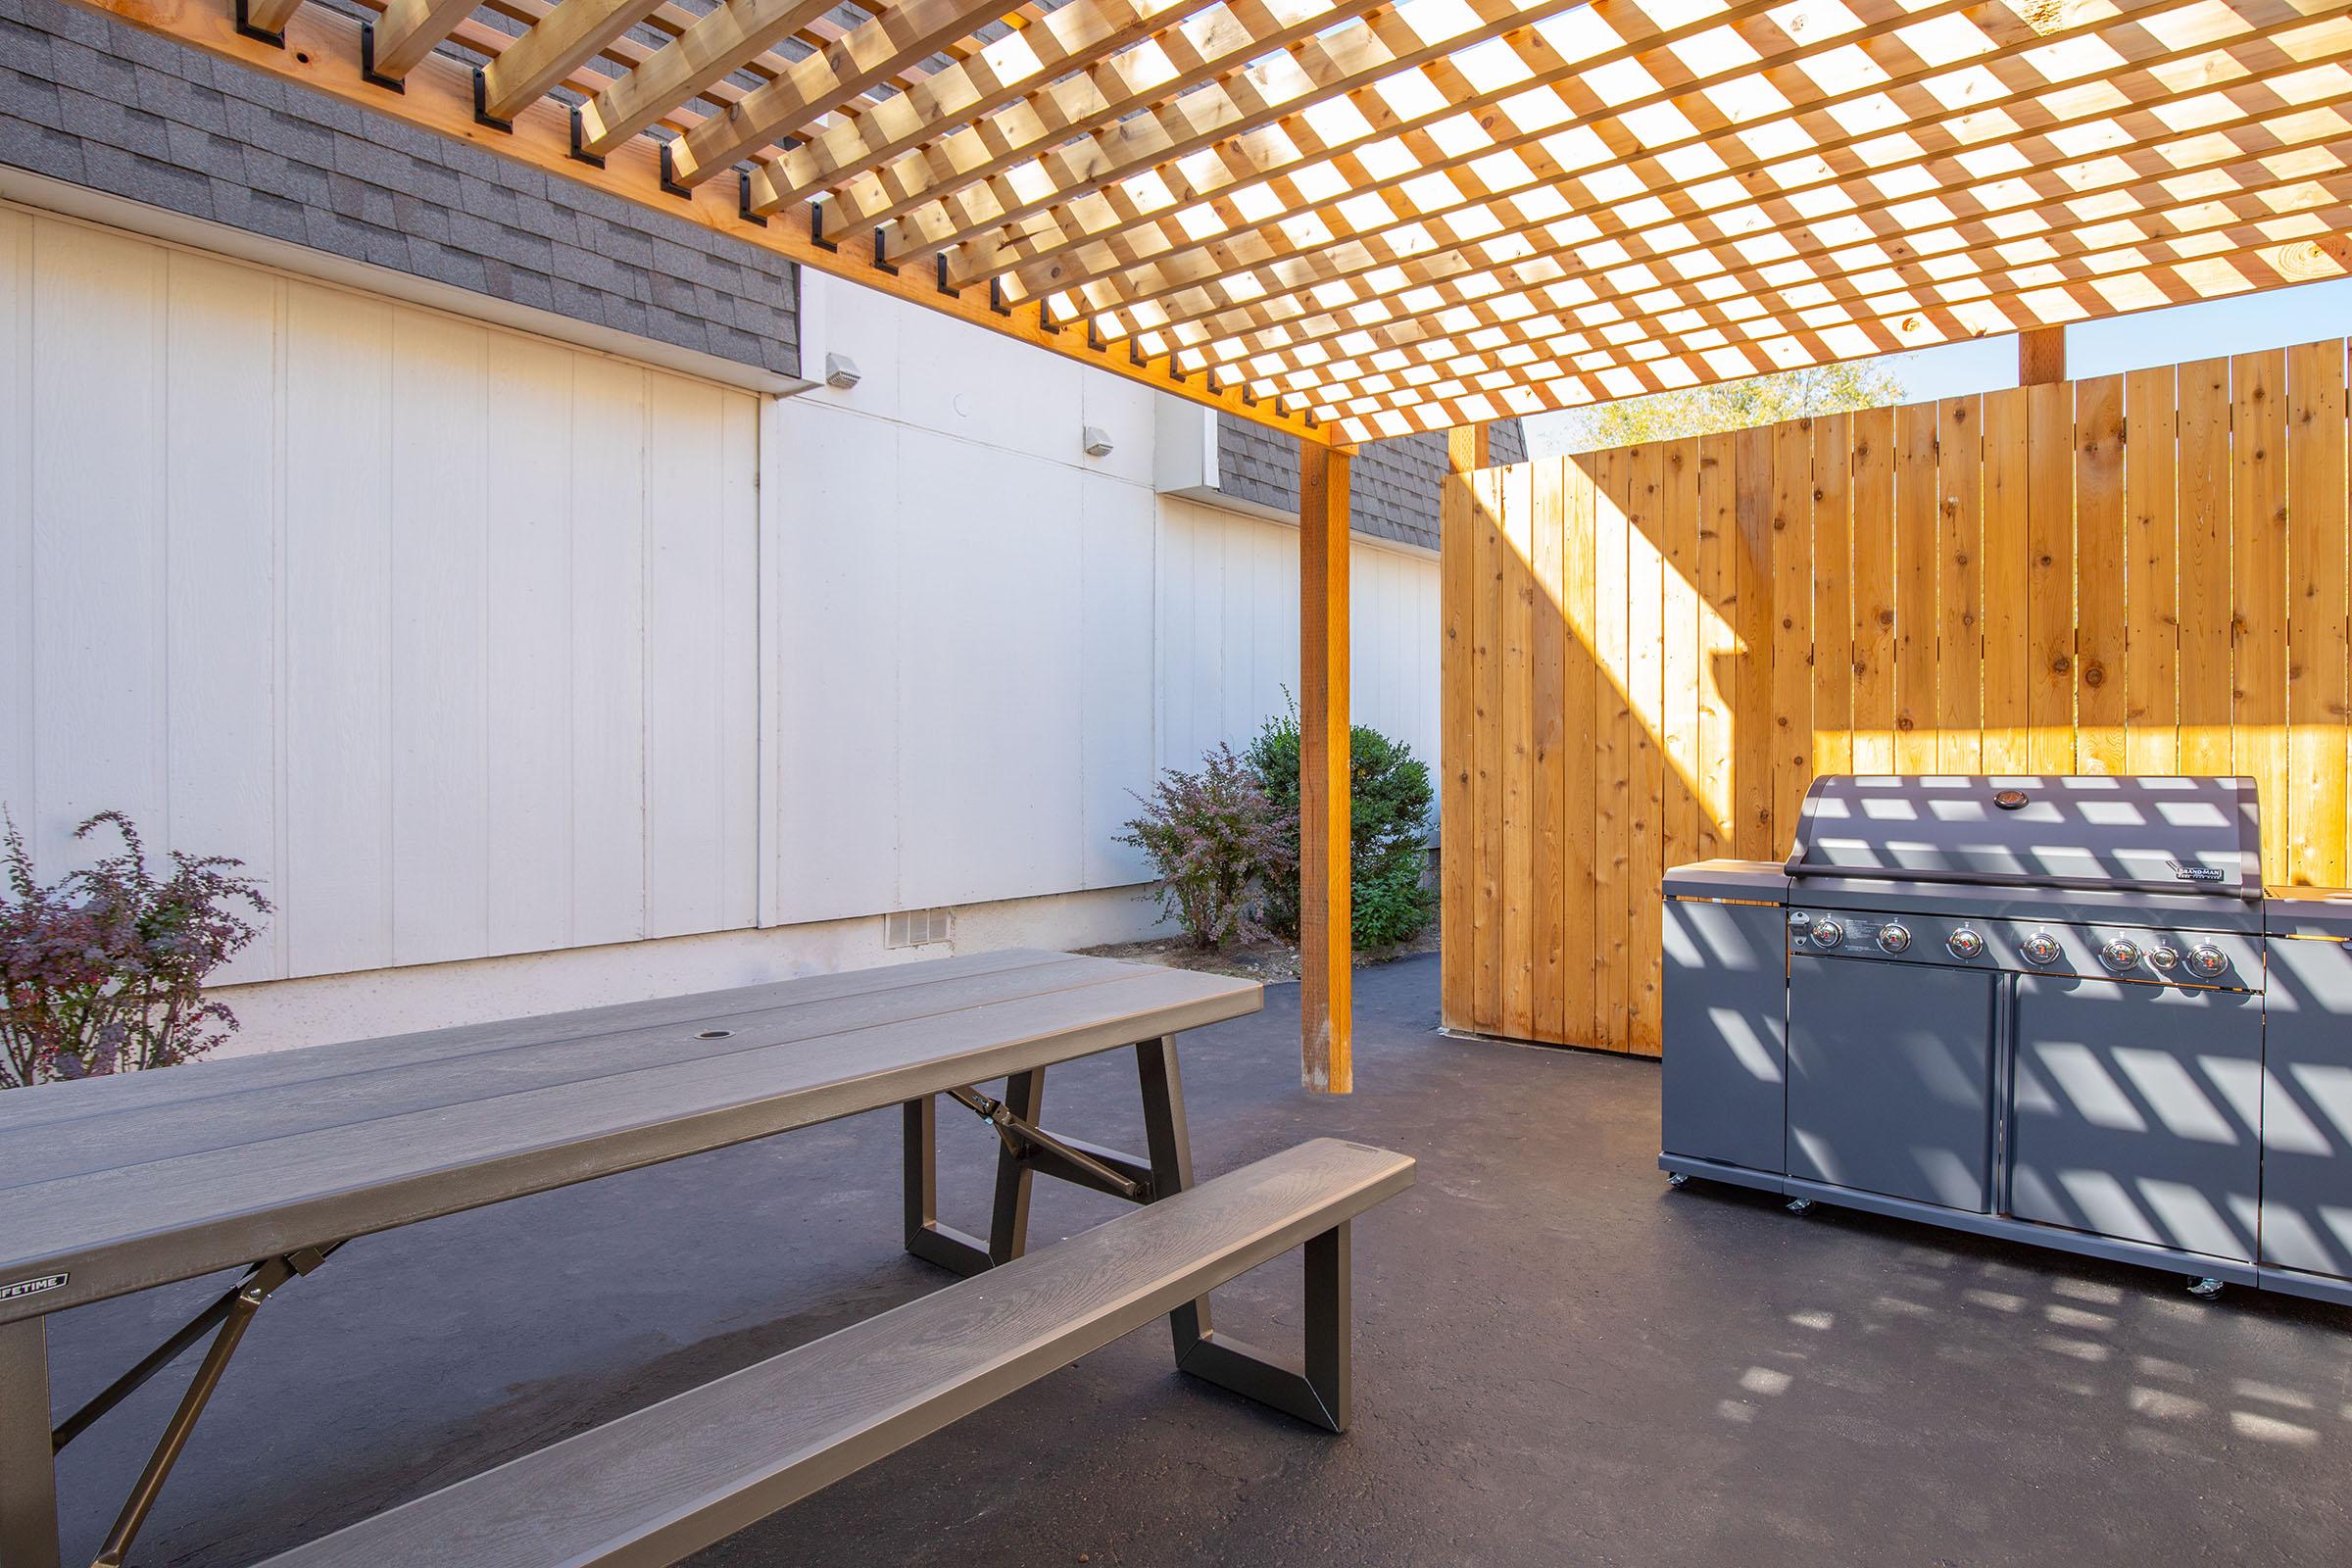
1244, 696, 1435, 949
1117, 744, 1292, 951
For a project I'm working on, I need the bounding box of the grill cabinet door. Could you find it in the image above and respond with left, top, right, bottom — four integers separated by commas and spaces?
2008, 977, 2262, 1262
1661, 897, 1787, 1174
2253, 936, 2352, 1279
1787, 956, 1997, 1211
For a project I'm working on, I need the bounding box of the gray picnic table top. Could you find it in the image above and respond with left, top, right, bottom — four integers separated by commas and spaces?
0, 949, 1262, 1327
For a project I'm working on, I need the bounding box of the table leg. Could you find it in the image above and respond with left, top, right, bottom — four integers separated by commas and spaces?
0, 1316, 61, 1568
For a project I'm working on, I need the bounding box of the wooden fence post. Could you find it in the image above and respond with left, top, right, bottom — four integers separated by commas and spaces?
2019, 326, 2068, 386
1300, 441, 1353, 1093
1440, 424, 1491, 1035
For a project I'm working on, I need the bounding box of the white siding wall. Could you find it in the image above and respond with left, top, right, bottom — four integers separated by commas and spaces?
0, 206, 760, 986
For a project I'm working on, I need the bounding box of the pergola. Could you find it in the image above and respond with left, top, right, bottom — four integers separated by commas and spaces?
77, 0, 2352, 1090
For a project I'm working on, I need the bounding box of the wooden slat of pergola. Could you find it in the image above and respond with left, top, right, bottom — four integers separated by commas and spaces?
58, 0, 2352, 1091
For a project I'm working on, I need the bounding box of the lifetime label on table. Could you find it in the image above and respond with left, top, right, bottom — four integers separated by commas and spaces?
0, 1271, 68, 1303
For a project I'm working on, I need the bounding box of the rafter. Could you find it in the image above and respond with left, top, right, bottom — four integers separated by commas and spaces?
476, 0, 667, 124
667, 0, 1026, 190
570, 0, 843, 156
366, 0, 478, 81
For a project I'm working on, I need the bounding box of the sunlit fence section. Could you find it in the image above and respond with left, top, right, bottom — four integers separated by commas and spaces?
1441, 338, 2352, 1055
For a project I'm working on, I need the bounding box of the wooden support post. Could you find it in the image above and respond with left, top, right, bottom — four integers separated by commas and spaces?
2018, 326, 2068, 386
1299, 441, 1354, 1093
1439, 423, 1491, 1035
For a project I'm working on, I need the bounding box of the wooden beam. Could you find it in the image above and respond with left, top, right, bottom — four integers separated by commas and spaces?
476, 0, 669, 127
366, 0, 478, 83
2019, 326, 2069, 386
571, 0, 844, 159
1439, 423, 1490, 1036
238, 0, 305, 38
80, 0, 1336, 444
667, 0, 1019, 189
1299, 440, 1353, 1094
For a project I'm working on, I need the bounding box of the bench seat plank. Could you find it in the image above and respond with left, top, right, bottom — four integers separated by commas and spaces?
257, 1138, 1415, 1568
0, 953, 1260, 1324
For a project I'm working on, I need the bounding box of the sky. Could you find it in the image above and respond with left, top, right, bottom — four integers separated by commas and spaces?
1521, 276, 2352, 457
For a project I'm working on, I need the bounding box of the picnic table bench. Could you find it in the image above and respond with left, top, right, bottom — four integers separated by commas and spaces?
0, 949, 1415, 1568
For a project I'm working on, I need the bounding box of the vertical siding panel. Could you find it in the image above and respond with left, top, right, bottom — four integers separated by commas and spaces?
2027, 381, 2077, 774
1531, 460, 1568, 1045
484, 338, 577, 954
1982, 388, 2034, 773
1810, 414, 1853, 778
647, 376, 729, 937
1592, 450, 1631, 1051
1770, 418, 1813, 842
1894, 402, 1939, 774
1626, 443, 1666, 1054
2075, 375, 2128, 777
30, 220, 167, 869
717, 389, 761, 926
1694, 432, 1736, 859
1849, 407, 1894, 775
2125, 368, 2180, 774
1440, 449, 1474, 1030
1662, 438, 1702, 871
282, 281, 395, 975
2234, 350, 2290, 884
1499, 464, 1535, 1039
568, 358, 649, 947
1733, 427, 1777, 857
0, 209, 27, 834
163, 253, 281, 985
1471, 466, 1505, 1033
1560, 459, 1598, 1048
386, 309, 491, 967
2178, 358, 2235, 776
2287, 339, 2349, 887
1936, 397, 1984, 772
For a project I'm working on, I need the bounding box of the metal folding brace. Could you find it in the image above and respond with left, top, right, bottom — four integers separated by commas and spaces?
55, 1242, 340, 1568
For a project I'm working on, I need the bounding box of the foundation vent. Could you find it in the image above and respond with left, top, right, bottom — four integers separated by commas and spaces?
886, 906, 954, 949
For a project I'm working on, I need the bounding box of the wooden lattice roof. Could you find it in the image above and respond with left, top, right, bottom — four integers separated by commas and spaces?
89, 0, 2352, 444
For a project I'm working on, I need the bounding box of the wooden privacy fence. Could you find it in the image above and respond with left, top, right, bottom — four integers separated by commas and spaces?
1440, 338, 2352, 1057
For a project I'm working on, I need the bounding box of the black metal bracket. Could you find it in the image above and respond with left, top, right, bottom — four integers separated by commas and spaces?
471, 69, 514, 134
60, 1242, 342, 1567
868, 228, 897, 276
808, 200, 838, 254
232, 0, 285, 48
659, 142, 693, 200
358, 24, 407, 93
566, 108, 608, 169
736, 170, 770, 227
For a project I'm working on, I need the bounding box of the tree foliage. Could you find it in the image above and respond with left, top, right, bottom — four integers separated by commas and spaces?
1560, 362, 1909, 452
1117, 745, 1293, 951
1245, 696, 1436, 949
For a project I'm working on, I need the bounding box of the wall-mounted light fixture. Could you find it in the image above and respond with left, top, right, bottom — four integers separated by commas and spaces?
1081, 424, 1114, 458
824, 352, 862, 389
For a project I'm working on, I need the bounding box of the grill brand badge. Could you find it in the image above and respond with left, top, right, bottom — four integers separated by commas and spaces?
2169, 860, 2225, 883
0, 1272, 67, 1303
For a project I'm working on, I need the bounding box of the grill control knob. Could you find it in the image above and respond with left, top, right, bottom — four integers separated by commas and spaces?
1810, 918, 1844, 950
1876, 923, 1911, 954
2021, 931, 2062, 965
1945, 928, 1984, 959
2149, 945, 2180, 972
2099, 937, 2142, 972
2186, 944, 2230, 979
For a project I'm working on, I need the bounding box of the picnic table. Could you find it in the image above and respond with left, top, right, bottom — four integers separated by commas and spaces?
0, 949, 1414, 1568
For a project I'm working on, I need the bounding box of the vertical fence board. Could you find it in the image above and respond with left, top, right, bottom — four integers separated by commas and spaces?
1695, 433, 1736, 862
1499, 464, 1536, 1040
1561, 461, 1599, 1047
1531, 459, 1568, 1041
2076, 374, 2128, 776
1733, 427, 1777, 858
1895, 402, 1939, 773
2180, 358, 2235, 776
1439, 434, 1475, 1030
1663, 439, 1702, 878
2235, 350, 2291, 885
1591, 450, 1632, 1051
2125, 368, 2180, 774
2287, 340, 2350, 886
1772, 419, 1815, 837
1811, 414, 1854, 777
1470, 466, 1505, 1034
2027, 381, 2077, 774
1937, 396, 1984, 771
1983, 388, 2033, 772
1627, 444, 1668, 1055
1849, 407, 1894, 773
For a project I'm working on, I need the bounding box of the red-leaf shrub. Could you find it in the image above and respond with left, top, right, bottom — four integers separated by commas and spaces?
1117, 745, 1292, 951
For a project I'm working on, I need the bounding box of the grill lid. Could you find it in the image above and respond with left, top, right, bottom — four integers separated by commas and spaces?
1785, 775, 2261, 899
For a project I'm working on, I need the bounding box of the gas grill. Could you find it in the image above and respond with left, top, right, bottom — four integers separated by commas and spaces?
1660, 774, 2352, 1307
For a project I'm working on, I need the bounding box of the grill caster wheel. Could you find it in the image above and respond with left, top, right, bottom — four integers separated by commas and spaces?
2186, 1276, 2226, 1300
1667, 1172, 1690, 1189
1786, 1198, 1815, 1215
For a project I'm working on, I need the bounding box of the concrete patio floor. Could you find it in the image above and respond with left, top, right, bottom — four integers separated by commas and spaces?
44, 952, 2352, 1566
